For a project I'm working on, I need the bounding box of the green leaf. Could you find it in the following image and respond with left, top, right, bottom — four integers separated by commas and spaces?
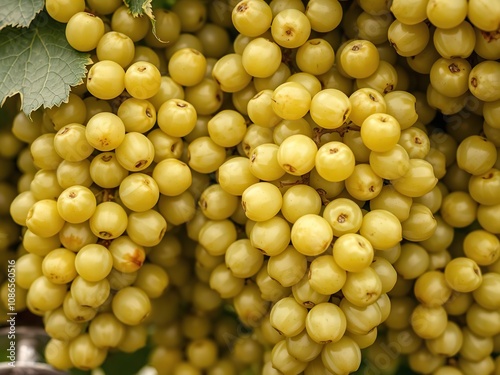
0, 0, 45, 29
123, 0, 154, 18
0, 12, 92, 117
123, 0, 161, 41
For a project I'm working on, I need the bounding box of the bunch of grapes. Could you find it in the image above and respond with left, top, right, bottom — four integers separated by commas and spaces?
1, 0, 500, 374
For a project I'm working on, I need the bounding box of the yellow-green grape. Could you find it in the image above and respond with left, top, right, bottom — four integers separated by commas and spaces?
388, 20, 430, 57
89, 201, 128, 240
310, 88, 351, 129
445, 257, 483, 293
232, 0, 272, 37
267, 245, 306, 287
124, 61, 162, 100
224, 238, 263, 279
96, 31, 135, 68
468, 0, 500, 31
333, 233, 374, 273
305, 302, 346, 344
270, 296, 308, 337
401, 203, 437, 242
149, 76, 185, 111
390, 0, 427, 24
323, 197, 363, 236
287, 72, 322, 98
459, 326, 494, 361
369, 144, 411, 181
15, 253, 43, 290
187, 136, 226, 173
46, 0, 85, 23
342, 267, 383, 307
291, 214, 333, 257
45, 338, 73, 371
357, 60, 398, 95
474, 28, 500, 61
255, 262, 291, 303
46, 93, 86, 131
56, 185, 96, 224
361, 113, 401, 152
41, 248, 77, 285
371, 257, 397, 294
89, 152, 129, 189
295, 38, 335, 76
348, 88, 386, 127
168, 48, 207, 87
272, 82, 312, 121
86, 60, 126, 100
247, 90, 283, 128
427, 0, 468, 28
308, 255, 346, 295
305, 0, 342, 32
111, 5, 149, 42
392, 158, 438, 198
340, 297, 382, 335
211, 53, 252, 93
108, 236, 145, 273
359, 209, 402, 250
291, 272, 330, 308
241, 123, 274, 157
459, 355, 496, 375
153, 158, 192, 196
393, 243, 430, 280
27, 275, 67, 314
286, 329, 322, 363
85, 112, 125, 152
411, 303, 448, 339
478, 203, 500, 234
463, 230, 500, 266
65, 12, 104, 52
357, 12, 393, 45
207, 109, 246, 147
55, 159, 92, 189
118, 173, 159, 212
430, 58, 471, 98
414, 270, 452, 307
433, 21, 476, 59
406, 41, 441, 75
340, 40, 380, 79
420, 215, 454, 252
271, 8, 311, 48
315, 141, 355, 182
466, 303, 500, 337
468, 168, 500, 206
30, 133, 63, 170
440, 191, 478, 228
321, 336, 362, 374
270, 340, 308, 374
111, 286, 151, 326
456, 135, 497, 175
198, 184, 238, 220
276, 134, 317, 176
30, 169, 63, 201
242, 38, 282, 78
117, 98, 156, 134
472, 272, 500, 310
26, 199, 65, 238
241, 182, 282, 222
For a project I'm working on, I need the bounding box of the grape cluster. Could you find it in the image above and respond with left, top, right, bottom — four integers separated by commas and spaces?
1, 0, 500, 374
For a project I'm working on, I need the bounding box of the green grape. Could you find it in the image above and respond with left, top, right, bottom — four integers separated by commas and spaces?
267, 245, 306, 288
153, 157, 191, 195
26, 199, 65, 238
30, 169, 64, 200
427, 0, 468, 29
42, 247, 77, 284
357, 60, 398, 95
270, 296, 308, 337
198, 219, 237, 256
305, 302, 346, 344
468, 60, 500, 102
241, 182, 283, 222
474, 28, 500, 60
315, 141, 355, 182
97, 31, 135, 68
340, 40, 380, 79
271, 8, 311, 49
310, 89, 351, 129
291, 214, 333, 257
250, 216, 291, 256
468, 0, 500, 31
356, 11, 393, 44
280, 184, 321, 224
459, 327, 494, 361
242, 38, 282, 78
272, 82, 312, 121
270, 340, 308, 374
348, 88, 386, 127
207, 109, 247, 147
390, 0, 427, 24
232, 0, 272, 37
30, 133, 63, 170
124, 61, 162, 100
111, 5, 150, 42
277, 134, 317, 176
445, 257, 483, 293
56, 185, 96, 224
360, 209, 402, 251
305, 0, 342, 32
345, 163, 382, 201
46, 93, 86, 131
466, 303, 500, 337
295, 38, 335, 76
333, 233, 374, 272
74, 243, 113, 282
65, 12, 104, 52
433, 21, 476, 59
87, 60, 126, 101
46, 0, 85, 23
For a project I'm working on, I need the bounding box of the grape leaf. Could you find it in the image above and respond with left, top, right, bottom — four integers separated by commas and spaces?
0, 13, 92, 117
123, 0, 161, 40
123, 0, 154, 18
0, 0, 45, 30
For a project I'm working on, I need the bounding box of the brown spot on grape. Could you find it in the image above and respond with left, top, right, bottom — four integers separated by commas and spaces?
369, 185, 375, 192
369, 93, 376, 101
471, 77, 478, 88
449, 63, 461, 73
102, 155, 112, 162
384, 85, 394, 94
414, 137, 422, 144
135, 160, 148, 168
177, 102, 187, 108
250, 153, 256, 162
60, 127, 70, 135
330, 147, 339, 154
483, 172, 494, 179
69, 191, 77, 198
138, 66, 147, 72
303, 301, 315, 308
352, 44, 361, 51
237, 3, 248, 12
199, 198, 208, 210
310, 40, 321, 45
146, 108, 152, 118
99, 231, 113, 238
283, 164, 296, 173
337, 214, 347, 223
125, 249, 145, 268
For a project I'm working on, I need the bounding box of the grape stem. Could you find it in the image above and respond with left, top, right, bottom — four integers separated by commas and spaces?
312, 121, 360, 146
